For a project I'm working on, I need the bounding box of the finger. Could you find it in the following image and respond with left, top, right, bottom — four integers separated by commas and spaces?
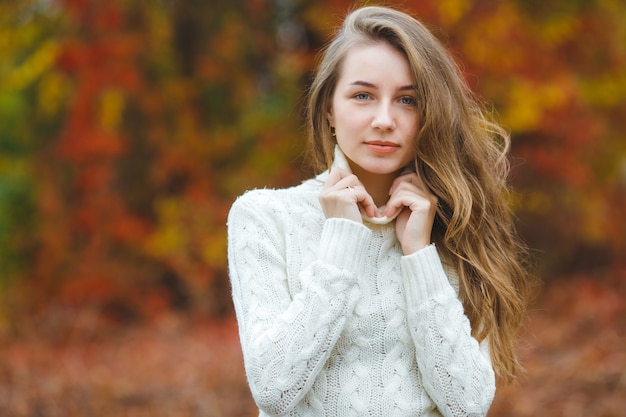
356, 190, 379, 218
392, 170, 437, 199
383, 176, 421, 216
388, 171, 423, 195
383, 183, 435, 218
338, 180, 379, 218
322, 167, 353, 191
321, 172, 380, 219
382, 190, 411, 218
411, 169, 439, 206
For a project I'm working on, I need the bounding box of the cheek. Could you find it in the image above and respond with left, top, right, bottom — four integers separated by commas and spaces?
407, 112, 420, 130
404, 116, 421, 143
334, 110, 360, 133
338, 109, 372, 132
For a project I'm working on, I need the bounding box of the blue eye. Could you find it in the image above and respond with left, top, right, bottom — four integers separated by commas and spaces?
400, 96, 416, 106
355, 93, 370, 100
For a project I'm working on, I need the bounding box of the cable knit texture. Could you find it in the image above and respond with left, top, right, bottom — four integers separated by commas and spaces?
227, 174, 496, 417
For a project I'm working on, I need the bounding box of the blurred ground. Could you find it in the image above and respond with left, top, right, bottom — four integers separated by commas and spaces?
1, 271, 624, 417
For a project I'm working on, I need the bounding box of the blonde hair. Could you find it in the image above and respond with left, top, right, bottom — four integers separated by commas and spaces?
306, 5, 534, 382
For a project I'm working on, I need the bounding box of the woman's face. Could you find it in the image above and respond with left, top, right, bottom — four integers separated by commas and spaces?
328, 41, 420, 177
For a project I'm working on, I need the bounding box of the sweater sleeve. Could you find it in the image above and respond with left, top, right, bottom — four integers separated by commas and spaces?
227, 191, 372, 416
401, 244, 496, 417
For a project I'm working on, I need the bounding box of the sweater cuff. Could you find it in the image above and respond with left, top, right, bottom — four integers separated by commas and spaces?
401, 244, 456, 304
318, 218, 371, 272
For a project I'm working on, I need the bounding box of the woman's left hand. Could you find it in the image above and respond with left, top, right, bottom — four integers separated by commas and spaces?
382, 172, 438, 255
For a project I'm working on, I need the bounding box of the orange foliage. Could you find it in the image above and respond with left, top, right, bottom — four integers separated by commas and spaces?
0, 0, 625, 413
2, 0, 625, 341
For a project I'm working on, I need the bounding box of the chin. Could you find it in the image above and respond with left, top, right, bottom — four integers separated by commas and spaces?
362, 164, 404, 175
348, 154, 408, 176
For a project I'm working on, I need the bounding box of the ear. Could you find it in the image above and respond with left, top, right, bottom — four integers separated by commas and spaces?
327, 106, 334, 127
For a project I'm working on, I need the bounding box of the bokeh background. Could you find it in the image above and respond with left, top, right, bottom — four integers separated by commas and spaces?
1, 0, 625, 415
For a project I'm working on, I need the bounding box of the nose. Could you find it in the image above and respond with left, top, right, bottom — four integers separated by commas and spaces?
371, 102, 396, 130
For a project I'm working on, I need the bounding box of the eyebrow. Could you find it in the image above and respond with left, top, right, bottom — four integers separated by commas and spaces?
349, 80, 416, 91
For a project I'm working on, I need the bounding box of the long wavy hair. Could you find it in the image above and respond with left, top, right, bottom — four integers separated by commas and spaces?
306, 5, 534, 382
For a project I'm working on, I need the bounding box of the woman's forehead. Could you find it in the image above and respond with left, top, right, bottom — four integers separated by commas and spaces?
336, 42, 414, 87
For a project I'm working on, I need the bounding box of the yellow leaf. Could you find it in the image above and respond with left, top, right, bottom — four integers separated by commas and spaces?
99, 88, 126, 131
1, 40, 59, 91
37, 71, 68, 118
437, 0, 471, 26
202, 235, 227, 269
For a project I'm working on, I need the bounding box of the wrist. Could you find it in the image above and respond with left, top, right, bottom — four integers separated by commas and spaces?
402, 237, 431, 255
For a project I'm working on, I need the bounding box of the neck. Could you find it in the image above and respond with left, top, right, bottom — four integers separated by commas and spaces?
351, 165, 400, 208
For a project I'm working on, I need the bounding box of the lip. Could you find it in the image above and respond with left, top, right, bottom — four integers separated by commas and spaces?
365, 141, 400, 154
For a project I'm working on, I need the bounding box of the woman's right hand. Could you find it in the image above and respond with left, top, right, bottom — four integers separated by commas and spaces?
319, 167, 379, 223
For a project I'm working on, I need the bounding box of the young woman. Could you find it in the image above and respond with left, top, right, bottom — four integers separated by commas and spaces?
228, 5, 532, 416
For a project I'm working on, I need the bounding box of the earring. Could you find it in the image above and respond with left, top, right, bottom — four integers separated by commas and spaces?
330, 127, 336, 138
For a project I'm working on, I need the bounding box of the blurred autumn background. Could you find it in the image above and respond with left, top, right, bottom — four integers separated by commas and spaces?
0, 0, 624, 415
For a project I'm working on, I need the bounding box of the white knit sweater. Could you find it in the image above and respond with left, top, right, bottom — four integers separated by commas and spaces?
227, 173, 496, 417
